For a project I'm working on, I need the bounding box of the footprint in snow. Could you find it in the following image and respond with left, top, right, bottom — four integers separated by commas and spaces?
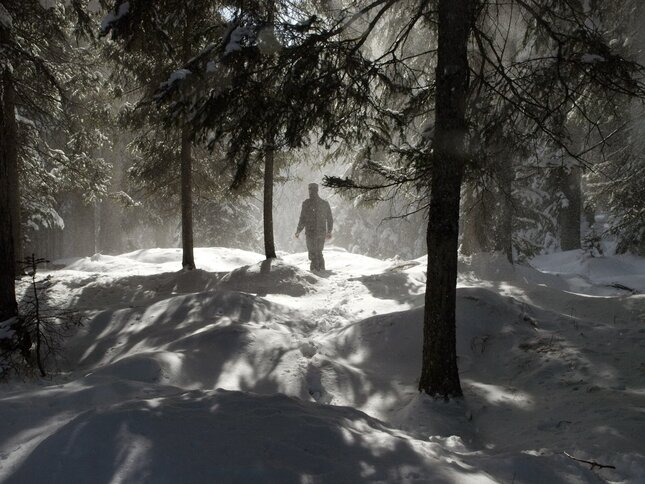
299, 341, 317, 358
306, 361, 332, 404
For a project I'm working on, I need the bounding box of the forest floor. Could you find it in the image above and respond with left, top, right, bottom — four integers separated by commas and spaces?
1, 246, 644, 483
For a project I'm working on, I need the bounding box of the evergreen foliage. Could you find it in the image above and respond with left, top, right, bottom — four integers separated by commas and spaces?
1, 0, 111, 321
6, 1, 112, 228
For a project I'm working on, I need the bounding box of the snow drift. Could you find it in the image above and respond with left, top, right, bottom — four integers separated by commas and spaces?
1, 247, 643, 483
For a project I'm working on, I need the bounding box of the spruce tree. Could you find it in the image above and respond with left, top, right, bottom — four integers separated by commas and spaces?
1, 0, 106, 320
101, 0, 233, 269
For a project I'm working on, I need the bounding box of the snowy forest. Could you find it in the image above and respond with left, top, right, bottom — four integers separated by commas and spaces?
1, 0, 645, 482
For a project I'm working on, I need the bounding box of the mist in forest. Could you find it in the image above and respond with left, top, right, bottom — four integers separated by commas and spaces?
24, 152, 428, 262
10, 1, 645, 266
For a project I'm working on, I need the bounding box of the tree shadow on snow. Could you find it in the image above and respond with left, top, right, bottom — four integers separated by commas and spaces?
2, 389, 499, 484
453, 280, 645, 468
349, 272, 424, 304
219, 259, 320, 297
63, 290, 276, 372
65, 270, 225, 311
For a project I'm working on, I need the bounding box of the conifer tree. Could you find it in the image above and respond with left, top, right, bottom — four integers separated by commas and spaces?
1, 0, 107, 320
101, 0, 233, 269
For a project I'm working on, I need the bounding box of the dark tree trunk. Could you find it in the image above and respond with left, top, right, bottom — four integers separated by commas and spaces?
99, 199, 121, 254
180, 127, 195, 269
7, 68, 21, 273
93, 201, 100, 255
10, 140, 21, 273
1, 24, 21, 273
263, 3, 277, 261
419, 0, 471, 399
495, 156, 514, 263
0, 36, 18, 322
29, 266, 46, 377
263, 143, 277, 259
557, 166, 582, 251
179, 29, 196, 270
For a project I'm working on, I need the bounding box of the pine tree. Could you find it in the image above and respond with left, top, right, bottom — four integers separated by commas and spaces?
417, 0, 472, 398
101, 0, 234, 269
0, 9, 18, 323
1, 0, 106, 320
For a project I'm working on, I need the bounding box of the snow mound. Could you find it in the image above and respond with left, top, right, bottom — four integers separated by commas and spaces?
311, 287, 536, 416
5, 247, 645, 483
531, 250, 645, 294
1, 389, 501, 484
56, 247, 264, 275
123, 247, 265, 273
60, 269, 221, 310
85, 352, 176, 384
64, 290, 309, 392
219, 259, 321, 296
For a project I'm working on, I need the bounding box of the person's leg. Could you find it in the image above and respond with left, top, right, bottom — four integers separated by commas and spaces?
306, 236, 316, 271
311, 250, 320, 271
313, 235, 325, 271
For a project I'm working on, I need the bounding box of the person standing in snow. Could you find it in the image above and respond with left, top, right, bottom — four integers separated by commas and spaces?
295, 183, 333, 272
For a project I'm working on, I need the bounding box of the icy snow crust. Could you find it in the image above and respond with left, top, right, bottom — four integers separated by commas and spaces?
1, 247, 644, 483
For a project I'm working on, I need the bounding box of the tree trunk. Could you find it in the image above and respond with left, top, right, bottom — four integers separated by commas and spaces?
180, 127, 195, 269
263, 3, 277, 260
495, 156, 514, 263
10, 132, 21, 272
99, 198, 121, 254
419, 0, 471, 399
7, 63, 21, 273
1, 24, 21, 273
93, 201, 100, 255
29, 265, 46, 377
0, 33, 18, 322
557, 165, 581, 251
263, 142, 277, 259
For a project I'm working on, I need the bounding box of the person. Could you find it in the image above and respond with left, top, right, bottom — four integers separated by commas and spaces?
295, 183, 333, 272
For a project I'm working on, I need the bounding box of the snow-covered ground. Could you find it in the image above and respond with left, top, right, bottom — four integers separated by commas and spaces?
1, 247, 644, 483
